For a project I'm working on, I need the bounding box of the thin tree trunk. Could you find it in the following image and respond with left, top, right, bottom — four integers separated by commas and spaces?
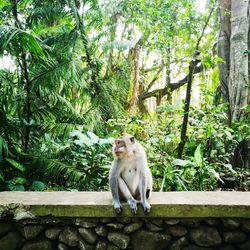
138, 83, 148, 113
177, 6, 215, 158
177, 60, 199, 158
105, 14, 118, 77
165, 48, 172, 103
128, 43, 140, 110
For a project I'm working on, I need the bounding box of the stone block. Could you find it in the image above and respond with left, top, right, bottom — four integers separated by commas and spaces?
107, 232, 130, 249
169, 236, 189, 250
167, 225, 187, 237
223, 231, 247, 244
222, 219, 241, 229
78, 227, 98, 244
20, 225, 45, 240
123, 222, 143, 234
45, 227, 62, 240
75, 218, 98, 228
96, 239, 108, 250
131, 230, 171, 250
59, 226, 79, 247
190, 227, 222, 247
22, 239, 52, 250
95, 225, 108, 237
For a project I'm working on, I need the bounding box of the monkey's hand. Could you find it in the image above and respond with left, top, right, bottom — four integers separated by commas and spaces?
128, 197, 137, 214
113, 200, 122, 214
142, 201, 151, 214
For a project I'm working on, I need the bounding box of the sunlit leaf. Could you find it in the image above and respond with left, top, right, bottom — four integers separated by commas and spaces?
172, 159, 193, 167
194, 144, 204, 168
5, 158, 26, 172
223, 164, 237, 174
99, 137, 114, 145
7, 183, 25, 191
87, 132, 99, 144
208, 169, 224, 184
9, 177, 27, 185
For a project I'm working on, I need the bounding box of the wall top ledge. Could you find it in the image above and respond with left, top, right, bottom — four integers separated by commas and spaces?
0, 191, 250, 219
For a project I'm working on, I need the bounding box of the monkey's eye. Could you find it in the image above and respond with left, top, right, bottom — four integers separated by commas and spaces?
130, 137, 135, 143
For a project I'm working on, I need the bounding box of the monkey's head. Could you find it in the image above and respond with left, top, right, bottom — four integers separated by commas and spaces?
112, 134, 136, 159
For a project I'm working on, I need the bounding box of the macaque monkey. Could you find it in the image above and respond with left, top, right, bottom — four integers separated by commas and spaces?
109, 134, 153, 214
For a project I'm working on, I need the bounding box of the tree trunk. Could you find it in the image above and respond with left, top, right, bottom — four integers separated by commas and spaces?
218, 0, 231, 122
128, 44, 140, 110
165, 53, 172, 103
229, 0, 250, 122
218, 0, 250, 168
177, 59, 200, 158
105, 14, 119, 77
138, 83, 148, 113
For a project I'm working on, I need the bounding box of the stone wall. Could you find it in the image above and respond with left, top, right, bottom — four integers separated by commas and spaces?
0, 217, 250, 249
0, 191, 250, 250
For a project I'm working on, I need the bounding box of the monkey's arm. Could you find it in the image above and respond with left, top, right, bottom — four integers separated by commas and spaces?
109, 160, 122, 213
138, 157, 151, 213
118, 177, 137, 214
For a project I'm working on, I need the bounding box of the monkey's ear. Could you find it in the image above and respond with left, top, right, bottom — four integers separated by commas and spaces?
130, 136, 135, 143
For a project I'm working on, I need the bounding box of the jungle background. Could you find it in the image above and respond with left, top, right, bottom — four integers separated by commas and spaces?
0, 0, 249, 192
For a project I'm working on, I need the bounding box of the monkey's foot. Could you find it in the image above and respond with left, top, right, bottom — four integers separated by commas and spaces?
142, 201, 151, 214
128, 198, 137, 214
113, 201, 122, 214
115, 207, 122, 214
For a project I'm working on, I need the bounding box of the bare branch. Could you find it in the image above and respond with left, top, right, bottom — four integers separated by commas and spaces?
145, 64, 165, 93
196, 6, 216, 51
142, 64, 203, 100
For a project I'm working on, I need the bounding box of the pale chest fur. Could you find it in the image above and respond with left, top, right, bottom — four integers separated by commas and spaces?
120, 157, 140, 194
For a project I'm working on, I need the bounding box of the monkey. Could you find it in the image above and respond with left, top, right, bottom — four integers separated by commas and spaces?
109, 134, 153, 214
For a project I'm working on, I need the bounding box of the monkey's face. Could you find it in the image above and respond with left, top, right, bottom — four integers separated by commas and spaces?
113, 134, 136, 159
113, 140, 126, 158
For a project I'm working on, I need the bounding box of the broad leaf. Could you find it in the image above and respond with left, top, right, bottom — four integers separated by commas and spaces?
87, 132, 99, 144
7, 183, 25, 191
31, 181, 47, 191
194, 144, 204, 168
99, 137, 114, 145
172, 159, 193, 167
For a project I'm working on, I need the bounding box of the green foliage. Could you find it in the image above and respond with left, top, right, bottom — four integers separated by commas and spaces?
27, 131, 114, 191
5, 158, 26, 172
31, 181, 47, 191
106, 102, 248, 192
0, 0, 248, 193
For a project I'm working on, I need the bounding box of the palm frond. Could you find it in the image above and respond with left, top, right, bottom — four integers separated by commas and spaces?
40, 122, 84, 140
0, 25, 45, 57
22, 154, 85, 184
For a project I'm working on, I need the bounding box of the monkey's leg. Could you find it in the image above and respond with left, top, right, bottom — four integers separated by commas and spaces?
109, 176, 122, 214
139, 172, 151, 214
118, 177, 137, 214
